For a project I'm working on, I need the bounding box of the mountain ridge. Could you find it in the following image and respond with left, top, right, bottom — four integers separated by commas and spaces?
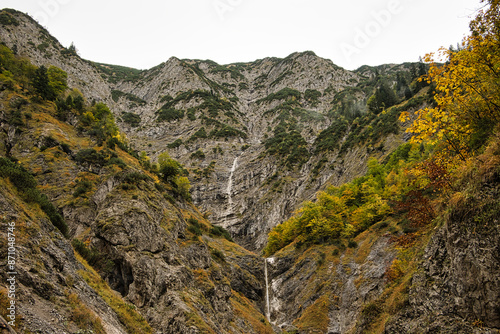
1, 6, 499, 334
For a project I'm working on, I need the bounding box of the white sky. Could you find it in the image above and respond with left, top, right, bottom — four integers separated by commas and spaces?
3, 0, 484, 70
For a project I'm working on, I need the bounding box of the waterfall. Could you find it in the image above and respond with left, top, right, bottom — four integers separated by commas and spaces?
226, 157, 238, 206
264, 258, 270, 321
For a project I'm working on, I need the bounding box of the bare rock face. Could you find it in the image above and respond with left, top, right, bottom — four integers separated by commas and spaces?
0, 10, 409, 253
263, 235, 396, 333
386, 171, 500, 334
3, 8, 499, 334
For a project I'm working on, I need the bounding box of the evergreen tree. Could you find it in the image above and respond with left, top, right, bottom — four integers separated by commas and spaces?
32, 65, 55, 100
367, 82, 398, 114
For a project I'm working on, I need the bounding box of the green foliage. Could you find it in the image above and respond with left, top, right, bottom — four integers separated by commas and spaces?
72, 239, 114, 274
314, 118, 349, 152
111, 90, 146, 105
75, 149, 108, 166
190, 150, 205, 160
121, 112, 141, 127
257, 88, 301, 104
188, 127, 208, 142
347, 240, 358, 248
210, 248, 226, 262
264, 121, 310, 167
187, 218, 203, 236
31, 65, 68, 101
264, 144, 426, 255
156, 107, 184, 122
186, 108, 197, 121
0, 11, 19, 26
304, 89, 322, 106
157, 89, 234, 122
158, 153, 182, 182
0, 157, 68, 237
209, 124, 248, 139
32, 65, 54, 100
81, 103, 121, 145
367, 81, 398, 114
175, 176, 192, 202
167, 139, 183, 149
123, 172, 151, 184
93, 62, 142, 84
209, 64, 244, 80
73, 180, 92, 197
210, 225, 233, 242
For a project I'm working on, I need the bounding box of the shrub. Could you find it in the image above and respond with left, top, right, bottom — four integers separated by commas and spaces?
107, 157, 127, 169
0, 158, 68, 236
75, 149, 107, 166
304, 89, 322, 105
257, 88, 301, 104
190, 150, 205, 160
121, 112, 141, 127
188, 127, 208, 142
156, 107, 184, 122
211, 248, 226, 262
73, 180, 92, 197
209, 225, 233, 241
60, 143, 72, 155
168, 139, 183, 149
123, 172, 151, 184
72, 239, 114, 273
0, 11, 20, 26
187, 218, 203, 236
264, 121, 310, 167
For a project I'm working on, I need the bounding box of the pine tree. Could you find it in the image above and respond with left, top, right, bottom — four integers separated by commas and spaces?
32, 65, 54, 100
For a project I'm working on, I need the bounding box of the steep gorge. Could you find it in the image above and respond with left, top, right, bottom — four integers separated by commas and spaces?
0, 7, 499, 334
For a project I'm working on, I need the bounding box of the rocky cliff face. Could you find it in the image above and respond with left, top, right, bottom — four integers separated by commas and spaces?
0, 84, 274, 333
385, 155, 500, 334
0, 10, 412, 251
2, 8, 499, 334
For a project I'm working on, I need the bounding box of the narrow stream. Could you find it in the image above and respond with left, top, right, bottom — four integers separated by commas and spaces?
226, 157, 238, 206
264, 257, 270, 321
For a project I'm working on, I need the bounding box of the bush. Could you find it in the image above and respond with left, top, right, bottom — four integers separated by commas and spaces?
209, 225, 233, 241
73, 180, 92, 197
211, 248, 226, 262
188, 127, 208, 142
0, 11, 20, 26
257, 88, 301, 104
72, 239, 114, 273
75, 149, 107, 166
187, 218, 203, 236
121, 112, 141, 127
107, 157, 127, 169
156, 107, 184, 122
264, 121, 310, 167
347, 240, 358, 248
304, 89, 322, 105
123, 172, 151, 184
60, 143, 72, 155
0, 158, 68, 238
190, 150, 205, 160
167, 139, 183, 149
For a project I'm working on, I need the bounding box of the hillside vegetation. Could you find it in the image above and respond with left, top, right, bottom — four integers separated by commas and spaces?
264, 1, 500, 332
0, 37, 274, 333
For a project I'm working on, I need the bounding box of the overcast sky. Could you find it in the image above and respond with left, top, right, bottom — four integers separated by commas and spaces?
3, 0, 484, 70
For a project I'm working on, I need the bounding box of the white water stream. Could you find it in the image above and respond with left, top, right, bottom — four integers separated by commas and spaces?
264, 258, 270, 321
226, 157, 238, 206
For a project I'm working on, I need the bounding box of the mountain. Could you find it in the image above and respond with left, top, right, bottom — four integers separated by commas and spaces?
1, 7, 499, 334
0, 8, 424, 252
